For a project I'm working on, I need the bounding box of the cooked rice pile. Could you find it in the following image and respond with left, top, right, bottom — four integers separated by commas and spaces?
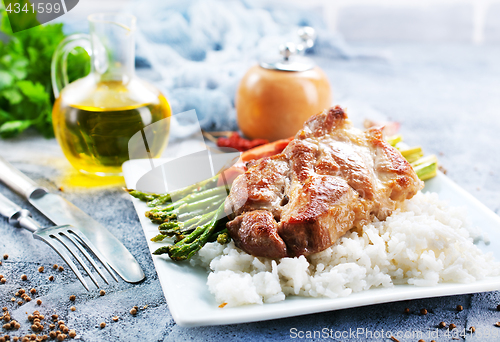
190, 192, 500, 306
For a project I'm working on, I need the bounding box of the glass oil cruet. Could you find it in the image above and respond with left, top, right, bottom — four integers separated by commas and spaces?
51, 13, 171, 177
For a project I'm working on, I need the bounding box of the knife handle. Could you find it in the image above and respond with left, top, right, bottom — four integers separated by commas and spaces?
0, 156, 47, 199
0, 193, 40, 232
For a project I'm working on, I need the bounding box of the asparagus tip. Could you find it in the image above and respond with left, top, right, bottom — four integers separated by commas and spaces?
153, 246, 171, 255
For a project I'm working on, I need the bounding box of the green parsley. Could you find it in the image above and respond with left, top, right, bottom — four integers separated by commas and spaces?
0, 5, 89, 138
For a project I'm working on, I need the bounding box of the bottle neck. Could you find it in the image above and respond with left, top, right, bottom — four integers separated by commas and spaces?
89, 19, 136, 84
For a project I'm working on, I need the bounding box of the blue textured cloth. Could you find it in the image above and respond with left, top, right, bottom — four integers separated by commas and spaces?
124, 0, 381, 133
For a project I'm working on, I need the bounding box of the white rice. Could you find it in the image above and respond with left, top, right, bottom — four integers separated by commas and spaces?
189, 192, 500, 307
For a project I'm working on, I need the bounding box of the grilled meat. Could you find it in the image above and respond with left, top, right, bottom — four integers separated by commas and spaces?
225, 106, 423, 258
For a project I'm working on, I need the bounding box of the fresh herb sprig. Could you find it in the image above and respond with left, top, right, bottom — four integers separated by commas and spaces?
0, 5, 89, 138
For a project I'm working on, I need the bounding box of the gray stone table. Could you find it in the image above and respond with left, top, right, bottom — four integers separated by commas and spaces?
1, 43, 500, 341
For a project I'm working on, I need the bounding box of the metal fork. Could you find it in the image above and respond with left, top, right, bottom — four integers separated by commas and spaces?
0, 193, 118, 291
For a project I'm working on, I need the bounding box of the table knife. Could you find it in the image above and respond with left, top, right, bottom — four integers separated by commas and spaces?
0, 156, 145, 283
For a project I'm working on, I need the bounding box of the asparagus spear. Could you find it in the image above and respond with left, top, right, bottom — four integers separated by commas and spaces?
145, 192, 225, 225
412, 155, 438, 181
126, 174, 220, 207
124, 189, 161, 202
215, 229, 231, 244
148, 175, 220, 207
386, 134, 403, 147
153, 203, 227, 261
154, 210, 218, 240
399, 146, 424, 163
151, 188, 227, 214
145, 210, 177, 224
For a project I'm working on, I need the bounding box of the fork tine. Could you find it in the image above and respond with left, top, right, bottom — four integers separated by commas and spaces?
51, 233, 100, 289
34, 235, 90, 291
60, 231, 109, 285
70, 229, 119, 282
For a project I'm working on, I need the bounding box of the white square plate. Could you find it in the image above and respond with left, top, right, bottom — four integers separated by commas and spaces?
123, 159, 500, 327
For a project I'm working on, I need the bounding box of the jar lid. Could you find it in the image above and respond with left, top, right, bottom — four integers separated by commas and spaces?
259, 27, 316, 72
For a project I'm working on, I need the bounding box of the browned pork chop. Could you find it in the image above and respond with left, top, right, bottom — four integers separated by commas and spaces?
225, 106, 423, 258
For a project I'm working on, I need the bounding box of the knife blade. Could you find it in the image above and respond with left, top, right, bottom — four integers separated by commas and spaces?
0, 156, 145, 283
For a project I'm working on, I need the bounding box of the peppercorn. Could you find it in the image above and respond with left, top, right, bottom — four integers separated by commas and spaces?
69, 295, 75, 302
112, 316, 118, 322
420, 308, 427, 315
129, 308, 137, 315
30, 289, 36, 295
52, 265, 58, 270
99, 322, 105, 329
68, 330, 76, 338
0, 279, 5, 284
449, 323, 457, 330
456, 305, 463, 311
99, 290, 105, 296
51, 315, 58, 321
438, 321, 446, 328
470, 326, 476, 333
57, 266, 64, 272
36, 299, 42, 305
21, 275, 27, 281
3, 254, 8, 260
48, 276, 54, 281
38, 266, 44, 273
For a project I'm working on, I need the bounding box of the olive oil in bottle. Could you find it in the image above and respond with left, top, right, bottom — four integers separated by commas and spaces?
52, 79, 171, 176
51, 14, 171, 177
